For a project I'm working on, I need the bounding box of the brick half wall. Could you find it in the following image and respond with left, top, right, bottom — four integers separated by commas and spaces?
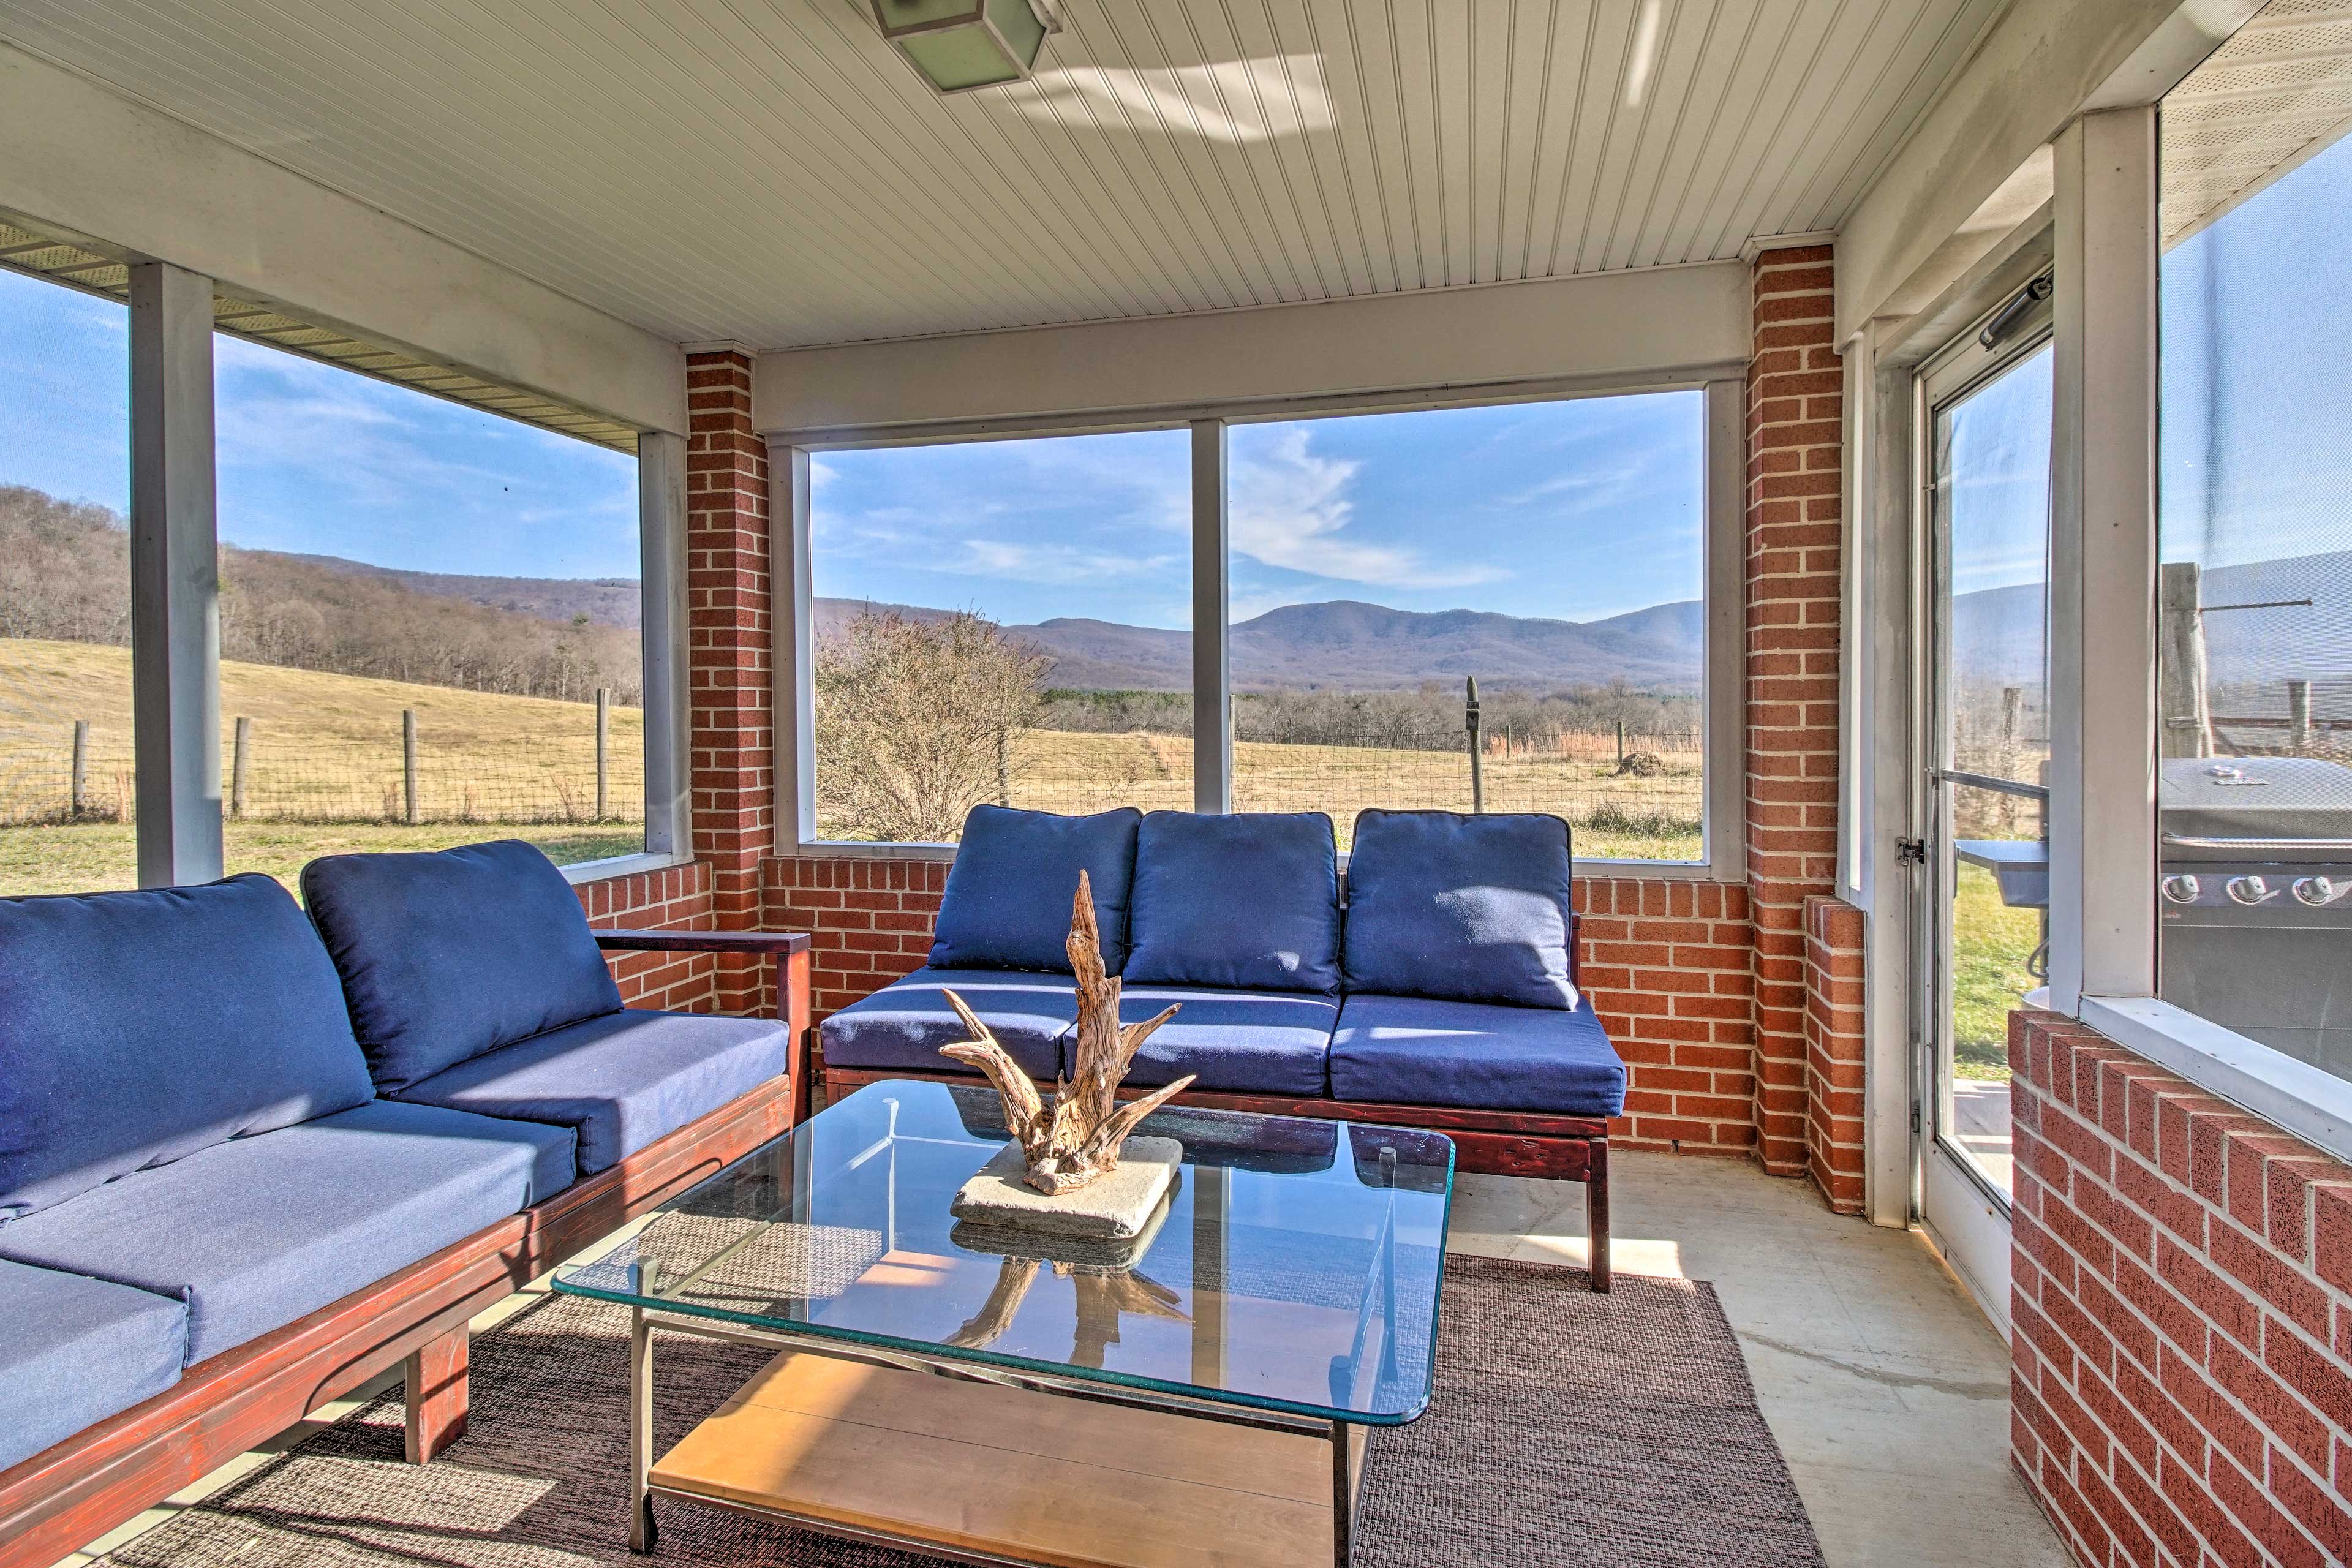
2011, 1009, 2352, 1567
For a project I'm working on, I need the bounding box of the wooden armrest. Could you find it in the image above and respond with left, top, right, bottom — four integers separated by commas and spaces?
593, 929, 812, 955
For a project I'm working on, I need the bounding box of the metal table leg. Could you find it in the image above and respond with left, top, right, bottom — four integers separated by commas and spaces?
629, 1292, 658, 1552
1331, 1419, 1361, 1566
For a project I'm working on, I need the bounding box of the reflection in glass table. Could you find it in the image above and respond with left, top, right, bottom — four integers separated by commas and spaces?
554, 1079, 1454, 1567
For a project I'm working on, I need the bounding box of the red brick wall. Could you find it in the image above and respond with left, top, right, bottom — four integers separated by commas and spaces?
1578, 876, 1758, 1153
1746, 244, 1845, 1179
1803, 894, 1866, 1213
685, 349, 777, 1015
2011, 1009, 2352, 1567
767, 854, 949, 1021
576, 860, 718, 1009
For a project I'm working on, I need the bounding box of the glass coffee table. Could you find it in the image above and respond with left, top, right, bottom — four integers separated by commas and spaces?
554, 1079, 1453, 1568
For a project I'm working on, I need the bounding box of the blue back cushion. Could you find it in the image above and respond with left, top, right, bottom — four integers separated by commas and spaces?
301, 839, 622, 1094
0, 875, 375, 1223
1125, 812, 1342, 993
1341, 810, 1579, 1009
927, 805, 1142, 974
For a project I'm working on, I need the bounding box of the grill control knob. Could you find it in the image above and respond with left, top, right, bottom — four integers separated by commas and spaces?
2162, 875, 2201, 905
2226, 876, 2273, 906
2293, 876, 2340, 907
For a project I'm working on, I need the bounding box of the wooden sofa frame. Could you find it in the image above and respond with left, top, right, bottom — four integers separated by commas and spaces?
823, 913, 1611, 1293
0, 929, 812, 1568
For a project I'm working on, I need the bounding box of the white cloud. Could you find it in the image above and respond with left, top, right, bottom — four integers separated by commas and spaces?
1231, 428, 1504, 589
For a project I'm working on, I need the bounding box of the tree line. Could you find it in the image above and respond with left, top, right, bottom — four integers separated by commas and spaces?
0, 486, 641, 704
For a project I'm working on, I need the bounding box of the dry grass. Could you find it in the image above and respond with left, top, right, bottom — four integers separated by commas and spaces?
1, 639, 643, 824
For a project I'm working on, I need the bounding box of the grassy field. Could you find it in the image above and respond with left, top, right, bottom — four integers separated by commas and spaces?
837, 728, 1708, 859
4, 635, 1706, 899
1, 638, 644, 825
1951, 859, 2043, 1080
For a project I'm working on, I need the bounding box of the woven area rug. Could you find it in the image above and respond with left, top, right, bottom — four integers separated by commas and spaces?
102, 1256, 1822, 1568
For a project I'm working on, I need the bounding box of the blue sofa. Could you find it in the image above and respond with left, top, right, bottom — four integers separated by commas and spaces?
820, 805, 1626, 1289
0, 841, 810, 1568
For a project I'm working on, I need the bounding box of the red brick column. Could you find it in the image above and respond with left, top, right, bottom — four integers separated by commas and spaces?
2011, 1010, 2352, 1567
1746, 244, 1844, 1180
1803, 893, 1866, 1212
686, 349, 775, 1013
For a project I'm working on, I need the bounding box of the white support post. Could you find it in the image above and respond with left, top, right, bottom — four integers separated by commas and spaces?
2048, 108, 2160, 1012
128, 261, 222, 888
1191, 419, 1231, 815
637, 432, 693, 858
776, 445, 818, 845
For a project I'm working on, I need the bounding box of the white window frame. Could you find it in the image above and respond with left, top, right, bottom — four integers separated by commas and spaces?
2047, 104, 2352, 1166
771, 372, 1747, 882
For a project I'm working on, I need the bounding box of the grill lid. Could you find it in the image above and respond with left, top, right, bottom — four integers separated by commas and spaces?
2160, 757, 2352, 862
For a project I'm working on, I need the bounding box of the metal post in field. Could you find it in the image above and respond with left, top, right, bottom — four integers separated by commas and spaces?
402, 709, 420, 825
2288, 679, 2312, 751
1464, 676, 1483, 813
231, 716, 250, 820
595, 687, 610, 821
70, 720, 89, 819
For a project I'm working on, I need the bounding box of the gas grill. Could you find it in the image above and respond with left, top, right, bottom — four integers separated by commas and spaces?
2159, 755, 2352, 1080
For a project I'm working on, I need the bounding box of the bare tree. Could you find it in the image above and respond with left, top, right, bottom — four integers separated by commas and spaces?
813, 609, 1049, 842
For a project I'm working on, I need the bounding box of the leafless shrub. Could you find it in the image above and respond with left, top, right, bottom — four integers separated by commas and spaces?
814, 610, 1049, 843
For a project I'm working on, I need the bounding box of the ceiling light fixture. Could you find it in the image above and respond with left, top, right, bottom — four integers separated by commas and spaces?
870, 0, 1061, 94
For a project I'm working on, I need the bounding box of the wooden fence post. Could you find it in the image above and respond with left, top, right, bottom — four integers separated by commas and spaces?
1464, 677, 1483, 813
230, 716, 250, 820
595, 687, 610, 821
1615, 719, 1626, 768
2158, 562, 2212, 759
2288, 679, 2312, 751
402, 709, 420, 825
70, 720, 88, 820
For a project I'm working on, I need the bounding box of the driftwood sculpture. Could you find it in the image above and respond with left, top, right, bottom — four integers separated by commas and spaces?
940, 872, 1194, 1195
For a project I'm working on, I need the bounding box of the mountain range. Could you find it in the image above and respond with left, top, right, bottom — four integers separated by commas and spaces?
285, 553, 1706, 692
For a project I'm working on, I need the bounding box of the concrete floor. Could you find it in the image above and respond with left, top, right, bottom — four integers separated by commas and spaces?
61, 1149, 2070, 1568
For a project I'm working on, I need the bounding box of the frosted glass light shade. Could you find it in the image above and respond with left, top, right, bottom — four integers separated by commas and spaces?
872, 0, 1054, 94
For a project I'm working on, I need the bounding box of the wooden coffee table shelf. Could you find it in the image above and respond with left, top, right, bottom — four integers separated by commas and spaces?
652, 1349, 1353, 1568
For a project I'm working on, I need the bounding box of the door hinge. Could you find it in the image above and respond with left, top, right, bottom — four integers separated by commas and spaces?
1895, 836, 1928, 867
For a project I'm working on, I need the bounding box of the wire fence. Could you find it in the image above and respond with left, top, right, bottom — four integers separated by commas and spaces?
0, 709, 645, 827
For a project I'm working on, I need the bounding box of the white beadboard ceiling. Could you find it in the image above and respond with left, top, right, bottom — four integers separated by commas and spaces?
0, 0, 2004, 350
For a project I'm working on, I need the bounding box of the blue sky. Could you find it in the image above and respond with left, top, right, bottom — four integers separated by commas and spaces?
0, 268, 638, 579
813, 393, 1707, 628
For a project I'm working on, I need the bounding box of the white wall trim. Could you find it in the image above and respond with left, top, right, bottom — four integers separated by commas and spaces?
754, 263, 1749, 437
562, 851, 696, 889
2081, 996, 2352, 1167
636, 433, 693, 862
2047, 108, 2161, 1012
0, 41, 687, 437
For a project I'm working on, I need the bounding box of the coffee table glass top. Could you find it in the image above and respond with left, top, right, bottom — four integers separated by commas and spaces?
553, 1079, 1454, 1424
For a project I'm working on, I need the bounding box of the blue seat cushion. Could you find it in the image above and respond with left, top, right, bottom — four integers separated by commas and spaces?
1112, 984, 1335, 1097
0, 1101, 575, 1366
0, 875, 375, 1223
927, 805, 1142, 974
820, 968, 1071, 1080
1328, 993, 1626, 1117
303, 839, 624, 1094
1124, 813, 1342, 994
0, 1259, 187, 1472
396, 1009, 794, 1175
1341, 810, 1580, 1009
